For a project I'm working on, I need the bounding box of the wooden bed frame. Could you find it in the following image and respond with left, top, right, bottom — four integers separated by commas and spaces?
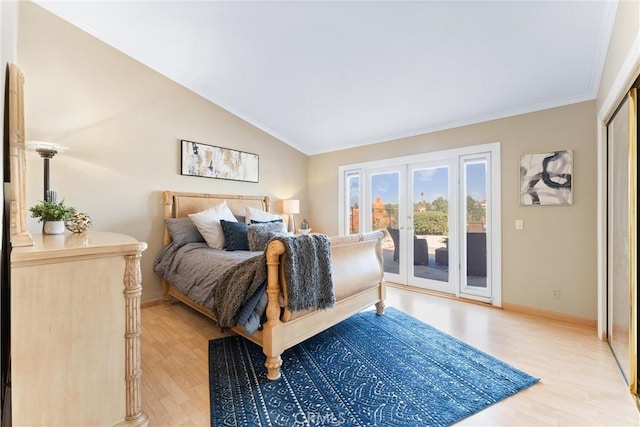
162, 190, 385, 380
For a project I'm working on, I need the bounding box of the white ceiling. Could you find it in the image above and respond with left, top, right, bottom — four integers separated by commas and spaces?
34, 1, 617, 155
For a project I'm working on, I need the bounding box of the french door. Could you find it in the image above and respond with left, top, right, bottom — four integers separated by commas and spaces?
340, 143, 501, 305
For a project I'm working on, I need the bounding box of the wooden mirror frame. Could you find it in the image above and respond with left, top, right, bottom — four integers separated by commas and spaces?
7, 63, 32, 247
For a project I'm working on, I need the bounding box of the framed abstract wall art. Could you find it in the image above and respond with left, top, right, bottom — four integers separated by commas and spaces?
181, 140, 259, 183
520, 149, 573, 205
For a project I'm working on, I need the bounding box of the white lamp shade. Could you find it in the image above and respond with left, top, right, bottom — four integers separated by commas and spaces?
282, 199, 300, 214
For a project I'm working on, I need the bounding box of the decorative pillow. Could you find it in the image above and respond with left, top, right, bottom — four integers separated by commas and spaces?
216, 202, 238, 223
250, 218, 287, 233
220, 220, 249, 251
247, 222, 287, 251
188, 204, 238, 249
245, 206, 282, 224
164, 217, 204, 246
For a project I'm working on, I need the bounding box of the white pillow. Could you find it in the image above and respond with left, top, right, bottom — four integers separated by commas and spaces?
245, 206, 282, 224
217, 201, 238, 222
189, 202, 237, 249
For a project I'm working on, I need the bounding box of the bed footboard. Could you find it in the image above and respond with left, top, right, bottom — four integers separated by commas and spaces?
261, 230, 385, 380
161, 230, 385, 380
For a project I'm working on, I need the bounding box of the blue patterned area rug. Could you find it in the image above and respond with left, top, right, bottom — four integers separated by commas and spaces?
209, 307, 538, 426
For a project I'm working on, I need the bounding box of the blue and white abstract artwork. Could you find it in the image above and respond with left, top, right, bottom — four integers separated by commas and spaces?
520, 149, 573, 205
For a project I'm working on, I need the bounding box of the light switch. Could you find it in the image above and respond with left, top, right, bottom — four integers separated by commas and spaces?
515, 219, 524, 230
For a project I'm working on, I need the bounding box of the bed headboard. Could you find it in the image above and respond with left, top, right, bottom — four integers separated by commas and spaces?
162, 191, 271, 245
162, 191, 270, 219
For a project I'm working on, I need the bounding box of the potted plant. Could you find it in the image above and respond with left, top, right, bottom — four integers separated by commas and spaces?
29, 200, 77, 234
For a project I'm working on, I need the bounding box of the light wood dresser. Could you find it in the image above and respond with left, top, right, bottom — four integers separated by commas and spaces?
10, 232, 148, 427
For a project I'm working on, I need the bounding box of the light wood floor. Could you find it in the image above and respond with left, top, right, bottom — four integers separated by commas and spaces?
141, 286, 640, 426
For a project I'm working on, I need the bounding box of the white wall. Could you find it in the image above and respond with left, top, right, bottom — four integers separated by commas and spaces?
309, 101, 598, 321
16, 0, 636, 322
18, 2, 309, 301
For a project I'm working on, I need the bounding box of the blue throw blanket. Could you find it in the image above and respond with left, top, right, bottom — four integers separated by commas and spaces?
237, 282, 267, 335
271, 234, 334, 312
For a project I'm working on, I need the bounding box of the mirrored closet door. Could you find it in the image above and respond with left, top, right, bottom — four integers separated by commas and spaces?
606, 85, 638, 400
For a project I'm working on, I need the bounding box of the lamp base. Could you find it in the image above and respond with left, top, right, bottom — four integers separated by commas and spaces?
288, 214, 295, 233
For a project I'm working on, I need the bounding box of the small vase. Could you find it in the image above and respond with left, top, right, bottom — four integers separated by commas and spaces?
43, 220, 65, 235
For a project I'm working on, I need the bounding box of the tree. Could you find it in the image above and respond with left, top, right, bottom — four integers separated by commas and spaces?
349, 206, 360, 233
431, 196, 448, 213
466, 195, 486, 223
413, 211, 448, 235
371, 197, 397, 229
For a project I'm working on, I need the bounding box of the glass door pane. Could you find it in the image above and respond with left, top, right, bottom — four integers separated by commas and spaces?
346, 171, 360, 234
368, 169, 404, 282
410, 165, 451, 289
460, 157, 490, 299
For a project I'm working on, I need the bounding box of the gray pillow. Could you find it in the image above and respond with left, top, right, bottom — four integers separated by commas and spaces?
250, 218, 286, 233
247, 222, 287, 251
164, 217, 204, 245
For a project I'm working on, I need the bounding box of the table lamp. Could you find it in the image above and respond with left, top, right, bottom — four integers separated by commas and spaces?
282, 199, 300, 233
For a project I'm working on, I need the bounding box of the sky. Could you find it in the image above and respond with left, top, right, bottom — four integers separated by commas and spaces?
350, 162, 487, 207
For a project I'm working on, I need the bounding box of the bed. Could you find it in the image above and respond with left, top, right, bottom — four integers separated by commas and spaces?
158, 190, 385, 380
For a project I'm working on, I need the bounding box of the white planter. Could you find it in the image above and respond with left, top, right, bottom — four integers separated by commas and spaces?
43, 220, 65, 235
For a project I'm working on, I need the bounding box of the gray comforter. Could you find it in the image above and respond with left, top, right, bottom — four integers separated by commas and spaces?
154, 234, 334, 331
154, 242, 265, 327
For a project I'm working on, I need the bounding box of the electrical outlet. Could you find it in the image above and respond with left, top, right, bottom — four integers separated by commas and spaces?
552, 288, 561, 300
